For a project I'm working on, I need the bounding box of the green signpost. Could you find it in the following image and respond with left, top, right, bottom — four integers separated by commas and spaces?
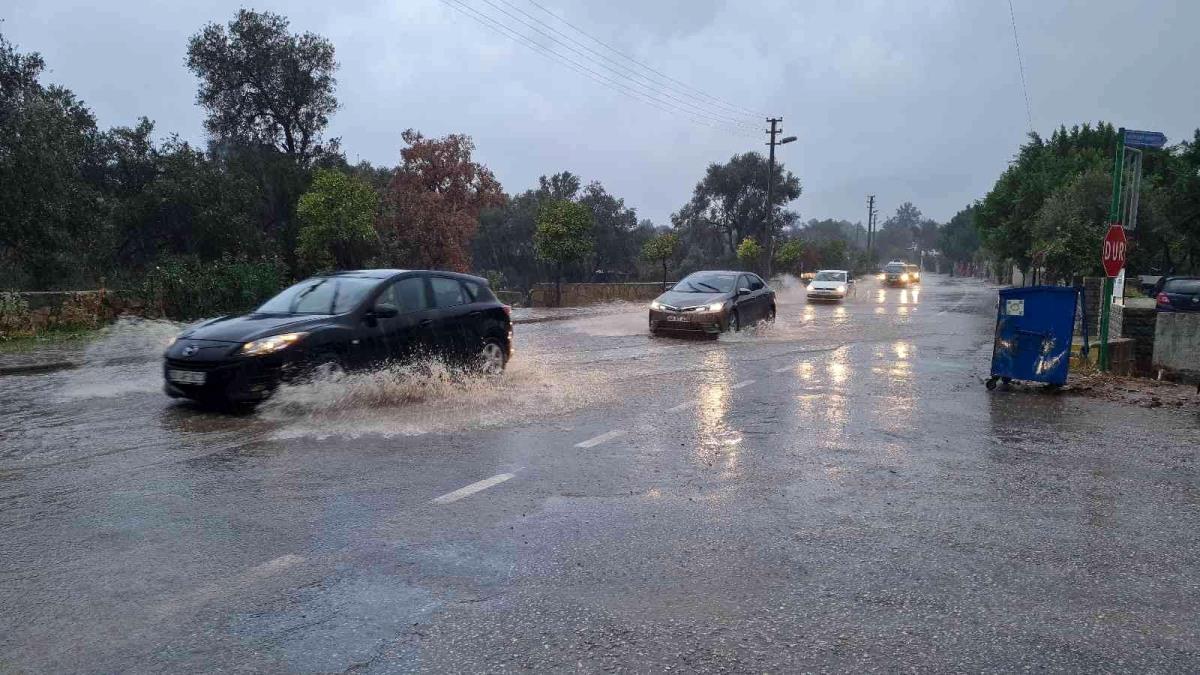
1098, 127, 1165, 371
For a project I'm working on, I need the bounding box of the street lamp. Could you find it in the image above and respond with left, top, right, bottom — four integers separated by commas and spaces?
765, 122, 798, 278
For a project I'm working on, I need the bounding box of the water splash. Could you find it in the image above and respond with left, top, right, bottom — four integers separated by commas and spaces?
53, 317, 183, 401
260, 355, 614, 439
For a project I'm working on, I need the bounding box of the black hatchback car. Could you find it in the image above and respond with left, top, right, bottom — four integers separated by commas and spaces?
1154, 276, 1200, 312
163, 269, 512, 404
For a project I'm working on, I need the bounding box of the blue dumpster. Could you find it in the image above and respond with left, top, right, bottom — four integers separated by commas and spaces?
987, 286, 1085, 390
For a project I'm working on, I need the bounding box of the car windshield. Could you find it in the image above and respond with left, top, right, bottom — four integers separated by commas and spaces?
885, 263, 905, 273
255, 277, 378, 315
1163, 279, 1200, 294
676, 272, 738, 293
814, 271, 846, 282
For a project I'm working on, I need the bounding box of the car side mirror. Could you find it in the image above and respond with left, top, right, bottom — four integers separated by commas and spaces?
370, 304, 399, 319
737, 287, 751, 296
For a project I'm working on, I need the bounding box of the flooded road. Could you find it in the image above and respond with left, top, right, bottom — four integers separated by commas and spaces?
2, 275, 1199, 672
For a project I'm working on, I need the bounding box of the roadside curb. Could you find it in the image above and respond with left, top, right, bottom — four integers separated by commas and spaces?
0, 361, 80, 376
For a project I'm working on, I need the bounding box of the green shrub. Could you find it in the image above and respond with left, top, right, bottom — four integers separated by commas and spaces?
141, 255, 288, 319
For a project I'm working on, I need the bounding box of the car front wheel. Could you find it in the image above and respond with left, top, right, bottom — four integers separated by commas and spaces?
727, 311, 740, 333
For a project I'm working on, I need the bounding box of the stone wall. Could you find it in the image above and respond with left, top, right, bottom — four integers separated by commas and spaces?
1153, 312, 1200, 382
530, 282, 672, 307
1077, 277, 1122, 339
0, 290, 144, 338
1119, 303, 1158, 376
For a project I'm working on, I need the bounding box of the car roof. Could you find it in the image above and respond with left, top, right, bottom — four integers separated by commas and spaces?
325, 269, 489, 284
685, 270, 756, 276
816, 269, 849, 274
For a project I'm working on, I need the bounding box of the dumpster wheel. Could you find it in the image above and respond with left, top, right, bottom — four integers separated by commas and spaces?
985, 377, 998, 390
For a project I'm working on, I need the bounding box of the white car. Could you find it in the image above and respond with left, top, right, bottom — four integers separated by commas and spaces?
806, 269, 852, 301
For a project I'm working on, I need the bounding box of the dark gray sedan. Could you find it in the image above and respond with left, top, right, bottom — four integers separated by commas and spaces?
648, 270, 776, 336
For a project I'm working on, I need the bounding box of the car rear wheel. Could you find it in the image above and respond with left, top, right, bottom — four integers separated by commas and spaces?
478, 338, 506, 375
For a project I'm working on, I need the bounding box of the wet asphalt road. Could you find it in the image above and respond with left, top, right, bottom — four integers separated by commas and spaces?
2, 275, 1199, 672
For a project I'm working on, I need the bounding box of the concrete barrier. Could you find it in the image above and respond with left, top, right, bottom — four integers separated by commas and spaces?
1152, 312, 1200, 383
530, 282, 672, 307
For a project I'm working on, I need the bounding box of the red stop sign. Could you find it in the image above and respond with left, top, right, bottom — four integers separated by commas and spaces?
1102, 223, 1127, 278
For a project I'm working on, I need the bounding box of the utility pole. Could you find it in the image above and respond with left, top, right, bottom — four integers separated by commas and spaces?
866, 195, 877, 263
764, 117, 782, 278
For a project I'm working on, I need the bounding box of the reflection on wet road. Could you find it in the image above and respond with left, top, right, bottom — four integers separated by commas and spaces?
3, 274, 1199, 672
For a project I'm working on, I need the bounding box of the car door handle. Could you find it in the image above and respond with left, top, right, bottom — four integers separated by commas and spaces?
419, 319, 433, 327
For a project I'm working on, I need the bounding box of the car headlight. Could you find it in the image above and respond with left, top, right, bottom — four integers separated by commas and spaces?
166, 336, 178, 348
650, 300, 664, 311
836, 284, 847, 293
900, 273, 909, 281
705, 302, 725, 312
239, 332, 308, 356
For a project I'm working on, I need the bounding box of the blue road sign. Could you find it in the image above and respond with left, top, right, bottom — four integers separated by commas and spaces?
1124, 129, 1167, 149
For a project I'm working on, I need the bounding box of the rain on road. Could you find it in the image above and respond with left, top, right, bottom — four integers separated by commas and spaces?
2, 275, 1198, 672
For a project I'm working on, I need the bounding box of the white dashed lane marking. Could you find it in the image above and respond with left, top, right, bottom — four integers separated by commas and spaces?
667, 400, 697, 413
431, 473, 516, 504
575, 430, 628, 448
732, 379, 756, 389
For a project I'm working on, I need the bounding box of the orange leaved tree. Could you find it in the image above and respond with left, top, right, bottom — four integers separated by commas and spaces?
379, 130, 504, 271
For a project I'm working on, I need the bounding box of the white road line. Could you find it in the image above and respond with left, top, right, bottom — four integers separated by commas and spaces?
575, 429, 628, 448
666, 400, 697, 413
732, 379, 756, 389
431, 473, 515, 504
773, 365, 795, 373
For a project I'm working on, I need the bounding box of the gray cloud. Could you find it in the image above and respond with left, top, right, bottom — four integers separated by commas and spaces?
4, 0, 1198, 226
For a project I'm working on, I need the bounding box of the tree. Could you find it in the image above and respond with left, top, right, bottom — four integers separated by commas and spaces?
736, 237, 761, 268
534, 200, 594, 305
641, 232, 680, 287
939, 204, 981, 267
774, 239, 803, 275
672, 152, 800, 272
295, 169, 379, 273
580, 181, 642, 278
0, 33, 103, 288
186, 10, 338, 165
1030, 167, 1111, 282
380, 129, 503, 271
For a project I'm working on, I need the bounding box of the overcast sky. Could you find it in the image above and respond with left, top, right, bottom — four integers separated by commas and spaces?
4, 0, 1198, 226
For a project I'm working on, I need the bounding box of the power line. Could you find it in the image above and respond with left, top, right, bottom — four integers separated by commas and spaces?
488, 0, 759, 130
472, 0, 757, 130
438, 0, 756, 137
1007, 0, 1033, 132
524, 0, 767, 119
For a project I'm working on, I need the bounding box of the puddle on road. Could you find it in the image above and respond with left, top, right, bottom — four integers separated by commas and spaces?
261, 356, 615, 440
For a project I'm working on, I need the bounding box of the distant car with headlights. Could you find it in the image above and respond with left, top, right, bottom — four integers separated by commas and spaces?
163, 270, 512, 404
883, 261, 914, 287
648, 270, 775, 336
905, 264, 922, 284
806, 270, 853, 301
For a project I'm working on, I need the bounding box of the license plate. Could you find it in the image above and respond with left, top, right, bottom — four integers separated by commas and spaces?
168, 369, 206, 385
667, 315, 690, 322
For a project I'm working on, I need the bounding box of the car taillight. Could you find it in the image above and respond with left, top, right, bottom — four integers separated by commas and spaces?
1155, 292, 1170, 306
502, 304, 512, 317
